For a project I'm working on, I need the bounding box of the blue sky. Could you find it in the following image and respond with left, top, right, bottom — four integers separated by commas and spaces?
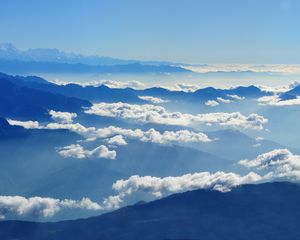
1, 0, 300, 63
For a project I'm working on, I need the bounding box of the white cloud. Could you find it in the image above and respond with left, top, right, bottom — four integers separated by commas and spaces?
183, 64, 300, 74
92, 127, 212, 144
8, 118, 212, 144
85, 102, 267, 130
106, 135, 128, 146
58, 144, 116, 160
7, 119, 41, 129
138, 96, 168, 104
227, 94, 245, 100
258, 95, 300, 106
217, 97, 232, 104
105, 171, 262, 208
139, 128, 212, 144
166, 83, 201, 92
205, 100, 219, 107
0, 196, 102, 219
255, 136, 264, 141
50, 79, 145, 89
205, 95, 244, 107
238, 149, 300, 181
49, 110, 77, 124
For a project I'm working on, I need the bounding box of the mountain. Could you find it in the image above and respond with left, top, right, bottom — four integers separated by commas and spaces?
197, 129, 286, 162
1, 72, 268, 104
1, 182, 300, 240
0, 74, 91, 120
0, 60, 190, 74
0, 43, 183, 66
0, 43, 189, 74
280, 85, 300, 100
135, 85, 268, 102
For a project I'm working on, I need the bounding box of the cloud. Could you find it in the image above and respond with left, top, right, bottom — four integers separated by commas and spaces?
183, 64, 300, 74
255, 136, 264, 141
85, 102, 267, 130
7, 119, 41, 129
0, 196, 102, 220
106, 135, 128, 146
105, 171, 262, 208
58, 144, 116, 160
139, 128, 212, 144
94, 127, 212, 144
205, 95, 244, 107
138, 96, 168, 104
216, 97, 232, 104
258, 95, 300, 106
205, 100, 219, 107
8, 118, 212, 144
167, 83, 202, 92
49, 110, 77, 124
50, 79, 145, 89
238, 149, 300, 181
227, 94, 245, 100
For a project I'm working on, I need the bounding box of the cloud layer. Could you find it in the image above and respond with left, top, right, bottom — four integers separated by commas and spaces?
85, 102, 267, 130
258, 95, 300, 106
49, 110, 77, 124
58, 144, 116, 160
50, 79, 145, 89
239, 149, 300, 180
8, 118, 212, 145
0, 196, 101, 220
138, 96, 168, 104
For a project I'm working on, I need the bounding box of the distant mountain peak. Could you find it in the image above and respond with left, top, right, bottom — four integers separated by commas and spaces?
0, 43, 18, 52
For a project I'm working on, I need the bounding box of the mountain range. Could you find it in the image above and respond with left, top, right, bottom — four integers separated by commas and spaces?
0, 182, 299, 240
0, 43, 189, 74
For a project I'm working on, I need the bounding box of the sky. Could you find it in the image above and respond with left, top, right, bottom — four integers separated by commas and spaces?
1, 0, 300, 63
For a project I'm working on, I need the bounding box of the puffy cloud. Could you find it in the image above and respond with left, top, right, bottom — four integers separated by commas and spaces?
94, 127, 212, 144
106, 135, 128, 146
138, 96, 168, 104
105, 171, 262, 208
58, 144, 116, 160
239, 149, 293, 169
50, 79, 145, 89
138, 128, 211, 144
8, 118, 212, 144
217, 97, 232, 104
227, 94, 245, 100
205, 100, 219, 107
7, 119, 41, 129
0, 196, 101, 220
239, 149, 300, 181
255, 136, 264, 141
258, 95, 300, 106
167, 83, 202, 92
85, 102, 267, 130
49, 110, 77, 124
205, 95, 244, 107
92, 127, 212, 145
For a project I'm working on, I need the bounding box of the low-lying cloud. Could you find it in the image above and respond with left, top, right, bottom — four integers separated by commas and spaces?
85, 102, 267, 130
239, 149, 300, 181
0, 196, 102, 220
8, 117, 213, 145
138, 96, 168, 104
50, 79, 145, 89
258, 95, 300, 106
58, 144, 116, 160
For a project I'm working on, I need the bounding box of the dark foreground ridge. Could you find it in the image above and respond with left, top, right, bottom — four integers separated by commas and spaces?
1, 182, 300, 240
